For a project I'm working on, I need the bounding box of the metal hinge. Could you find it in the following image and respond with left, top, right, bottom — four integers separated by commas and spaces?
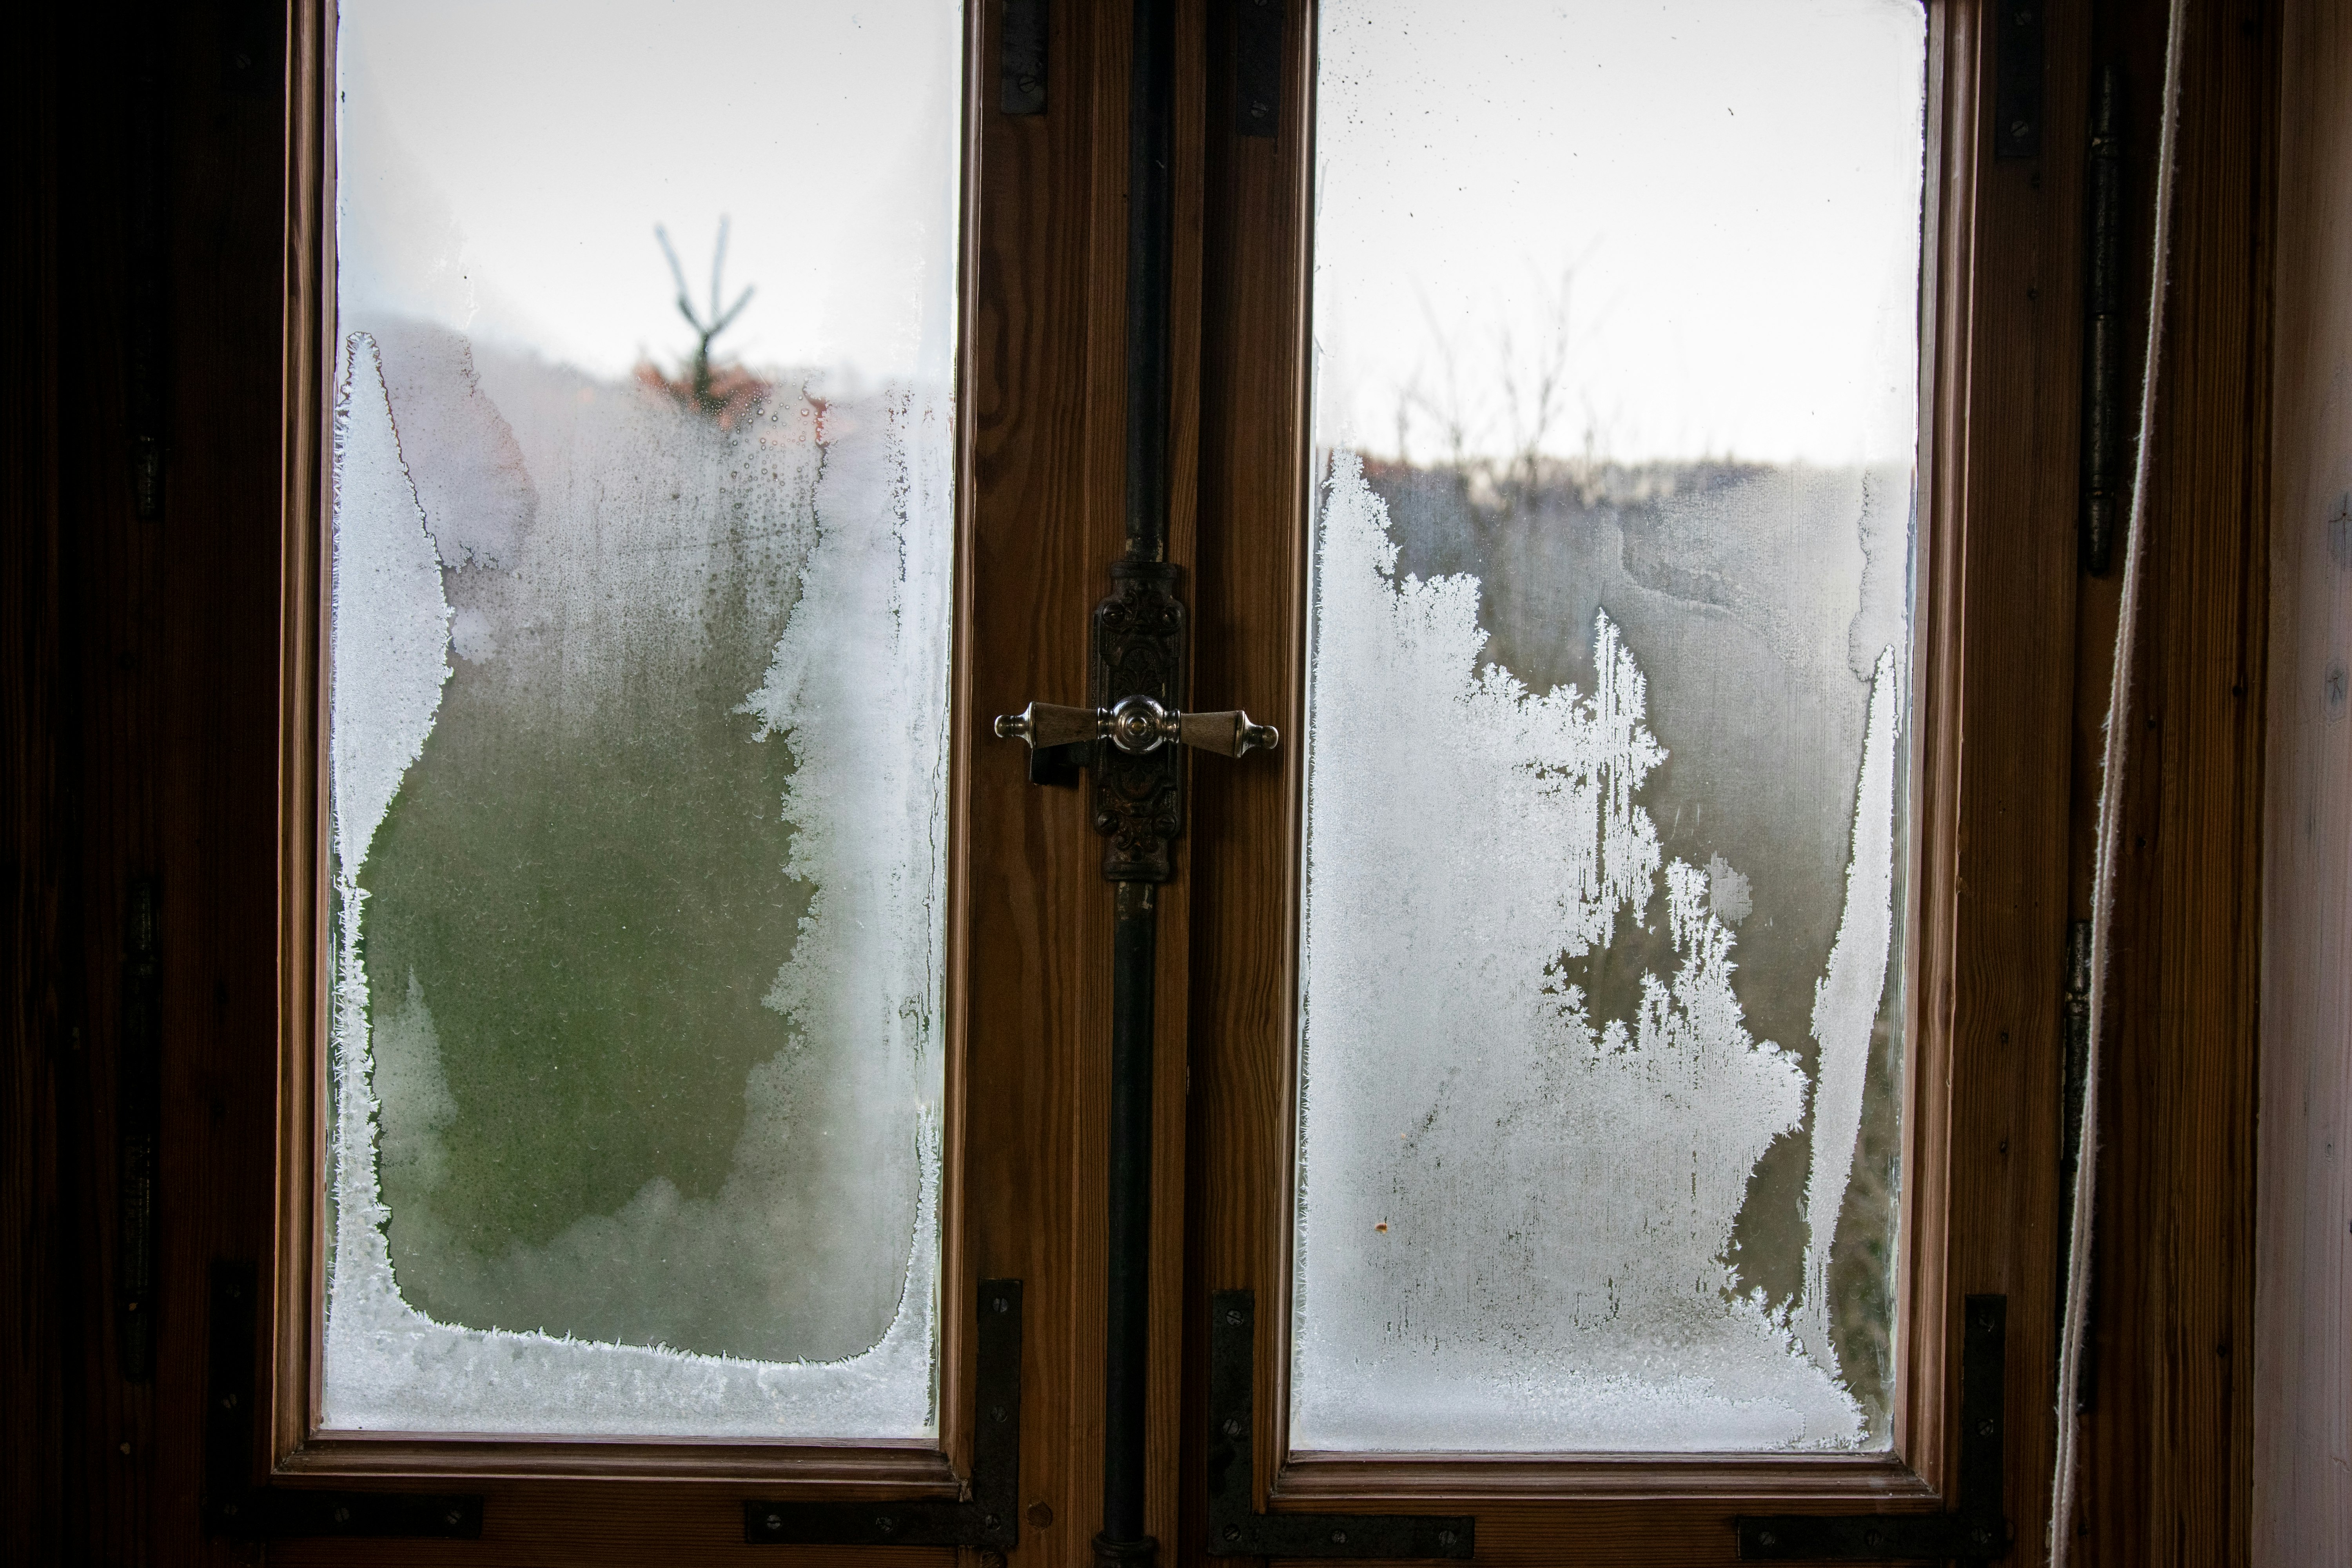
746, 1278, 1024, 1551
2079, 65, 2128, 575
1235, 0, 1283, 138
118, 881, 161, 1382
205, 1261, 482, 1539
1205, 1290, 1473, 1559
2058, 920, 2102, 1411
1736, 1295, 2011, 1560
1001, 0, 1047, 116
1993, 2, 2045, 160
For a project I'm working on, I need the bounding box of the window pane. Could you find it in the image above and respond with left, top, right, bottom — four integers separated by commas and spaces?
323, 0, 962, 1438
1296, 0, 1926, 1452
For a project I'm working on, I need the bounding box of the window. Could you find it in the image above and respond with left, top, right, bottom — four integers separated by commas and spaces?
248, 1, 2082, 1560
1293, 0, 1924, 1457
319, 0, 959, 1442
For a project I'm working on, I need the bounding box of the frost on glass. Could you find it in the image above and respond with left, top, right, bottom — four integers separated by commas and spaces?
322, 0, 960, 1438
1296, 0, 1925, 1453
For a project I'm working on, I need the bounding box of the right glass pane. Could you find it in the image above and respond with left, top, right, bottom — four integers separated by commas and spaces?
1295, 0, 1927, 1452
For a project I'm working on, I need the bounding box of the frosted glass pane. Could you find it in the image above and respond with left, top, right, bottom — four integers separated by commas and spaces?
321, 0, 962, 1439
1296, 0, 1925, 1453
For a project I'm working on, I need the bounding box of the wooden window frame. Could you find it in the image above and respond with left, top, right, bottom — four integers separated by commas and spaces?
1181, 0, 2089, 1558
256, 2, 1208, 1559
267, 0, 986, 1510
249, 0, 2090, 1561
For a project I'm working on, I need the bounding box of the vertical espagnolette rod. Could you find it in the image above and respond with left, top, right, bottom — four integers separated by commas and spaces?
2079, 63, 2126, 575
1100, 0, 1175, 1560
1103, 1, 1175, 1557
1125, 0, 1175, 566
992, 2, 1272, 1555
118, 879, 162, 1381
1100, 882, 1159, 1564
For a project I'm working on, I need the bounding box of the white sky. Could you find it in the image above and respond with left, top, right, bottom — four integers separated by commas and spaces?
336, 0, 1922, 465
1314, 0, 1928, 466
337, 0, 964, 387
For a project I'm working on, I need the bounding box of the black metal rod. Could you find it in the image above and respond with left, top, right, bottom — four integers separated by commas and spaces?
1098, 0, 1176, 1558
1100, 882, 1159, 1563
2080, 62, 2125, 575
1124, 0, 1174, 565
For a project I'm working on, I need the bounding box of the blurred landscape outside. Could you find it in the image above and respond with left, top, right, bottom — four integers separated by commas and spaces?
1295, 0, 1930, 1450
320, 0, 963, 1438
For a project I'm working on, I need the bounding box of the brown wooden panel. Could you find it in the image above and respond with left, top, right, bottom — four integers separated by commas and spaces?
1182, 0, 1316, 1561
2, 3, 69, 1563
2073, 1, 2280, 1564
963, 0, 1209, 1560
2253, 0, 2352, 1559
1936, 0, 2094, 1551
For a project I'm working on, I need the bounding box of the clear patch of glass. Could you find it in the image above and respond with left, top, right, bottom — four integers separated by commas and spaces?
322, 0, 962, 1439
1295, 0, 1926, 1452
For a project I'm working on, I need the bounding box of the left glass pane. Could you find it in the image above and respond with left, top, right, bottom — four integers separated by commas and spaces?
322, 0, 964, 1438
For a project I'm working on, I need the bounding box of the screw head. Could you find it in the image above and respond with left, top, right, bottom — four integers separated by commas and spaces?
332, 1506, 352, 1525
1224, 1524, 1242, 1543
1864, 1528, 1885, 1549
991, 1403, 1009, 1424
1757, 1530, 1778, 1548
875, 1514, 897, 1534
1980, 1418, 1996, 1437
1224, 1308, 1244, 1327
1222, 1416, 1244, 1439
993, 1296, 1010, 1314
1438, 1529, 1458, 1548
765, 1514, 784, 1532
1330, 1529, 1349, 1545
445, 1510, 463, 1527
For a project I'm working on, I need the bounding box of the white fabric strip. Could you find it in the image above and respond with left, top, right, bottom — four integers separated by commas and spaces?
2047, 1, 2191, 1559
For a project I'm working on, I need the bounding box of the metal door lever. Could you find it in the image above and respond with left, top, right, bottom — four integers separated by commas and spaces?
994, 696, 1278, 759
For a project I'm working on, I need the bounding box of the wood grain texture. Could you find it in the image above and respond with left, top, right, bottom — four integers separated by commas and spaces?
2252, 0, 2352, 1559
2073, 1, 2279, 1564
274, 0, 332, 1479
2, 2, 67, 1561
1933, 0, 2094, 1550
960, 0, 1207, 1561
17, 3, 300, 1560
1180, 0, 1316, 1558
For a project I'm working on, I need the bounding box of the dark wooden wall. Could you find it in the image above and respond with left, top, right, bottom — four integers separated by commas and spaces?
2, 3, 296, 1563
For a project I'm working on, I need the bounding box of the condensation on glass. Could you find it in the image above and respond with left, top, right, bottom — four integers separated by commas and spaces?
1296, 0, 1927, 1452
321, 0, 963, 1438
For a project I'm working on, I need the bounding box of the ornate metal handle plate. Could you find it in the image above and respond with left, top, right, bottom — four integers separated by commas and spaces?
995, 697, 1278, 759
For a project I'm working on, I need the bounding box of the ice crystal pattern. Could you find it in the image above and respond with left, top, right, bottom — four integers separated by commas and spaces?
1294, 452, 1900, 1451
321, 333, 951, 1437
